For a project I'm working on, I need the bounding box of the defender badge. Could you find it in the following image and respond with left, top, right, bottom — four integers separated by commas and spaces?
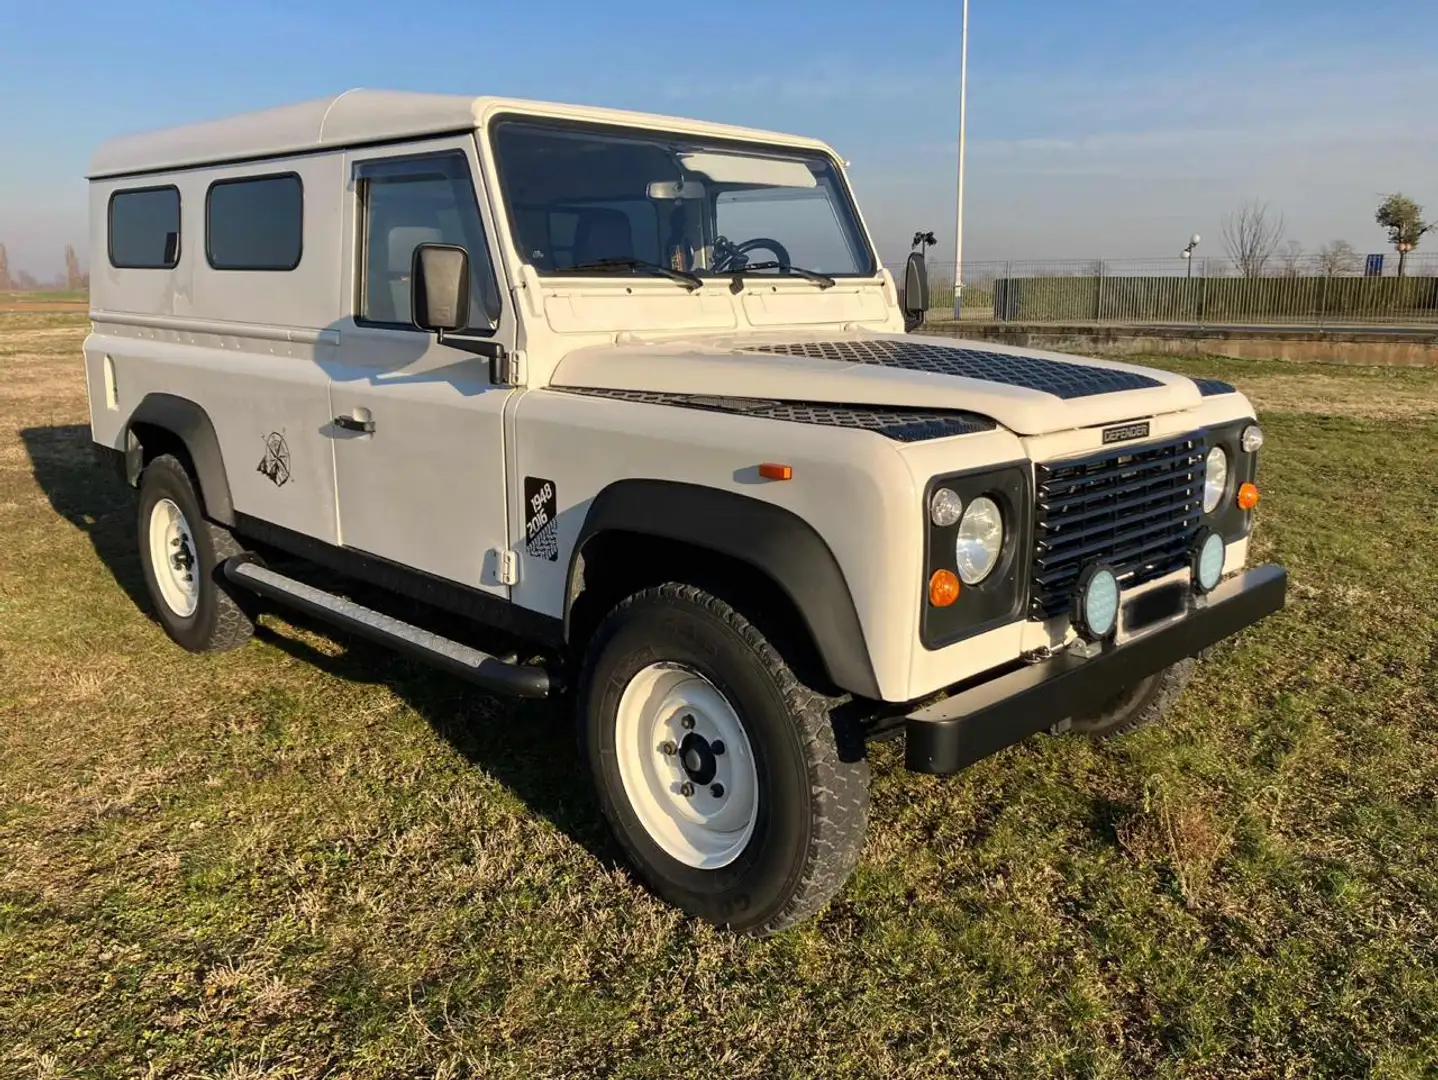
257, 432, 292, 487
1102, 421, 1150, 445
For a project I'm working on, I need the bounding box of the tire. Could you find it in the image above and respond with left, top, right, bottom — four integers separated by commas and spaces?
579, 583, 869, 934
136, 454, 255, 653
1066, 657, 1196, 739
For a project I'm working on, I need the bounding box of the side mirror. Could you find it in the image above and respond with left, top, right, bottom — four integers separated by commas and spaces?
902, 251, 929, 330
411, 243, 470, 333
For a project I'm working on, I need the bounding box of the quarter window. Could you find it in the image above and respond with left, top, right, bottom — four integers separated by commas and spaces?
109, 186, 180, 269
357, 153, 501, 329
206, 174, 303, 271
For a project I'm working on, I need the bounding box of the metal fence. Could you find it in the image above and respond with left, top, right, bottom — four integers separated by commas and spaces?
892, 254, 1438, 327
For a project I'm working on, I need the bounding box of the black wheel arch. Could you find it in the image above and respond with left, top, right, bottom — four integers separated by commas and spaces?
123, 393, 235, 525
565, 479, 881, 700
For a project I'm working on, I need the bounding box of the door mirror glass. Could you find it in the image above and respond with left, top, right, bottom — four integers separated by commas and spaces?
411, 243, 470, 333
902, 251, 929, 328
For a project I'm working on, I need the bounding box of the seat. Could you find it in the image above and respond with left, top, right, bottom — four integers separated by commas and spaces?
372, 225, 444, 323
570, 209, 634, 267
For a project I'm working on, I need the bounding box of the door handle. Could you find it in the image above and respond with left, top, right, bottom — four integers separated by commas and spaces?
333, 412, 375, 434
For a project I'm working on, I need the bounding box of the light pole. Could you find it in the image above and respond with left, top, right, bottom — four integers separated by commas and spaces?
1182, 233, 1200, 278
952, 0, 970, 320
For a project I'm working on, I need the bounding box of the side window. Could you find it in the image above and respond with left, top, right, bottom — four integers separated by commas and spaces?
357, 153, 501, 330
109, 186, 180, 269
206, 174, 303, 270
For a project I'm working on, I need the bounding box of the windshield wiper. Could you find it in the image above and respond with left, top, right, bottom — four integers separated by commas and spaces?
724, 261, 836, 289
568, 257, 703, 291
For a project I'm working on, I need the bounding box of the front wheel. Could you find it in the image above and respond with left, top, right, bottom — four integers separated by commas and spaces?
579, 583, 869, 934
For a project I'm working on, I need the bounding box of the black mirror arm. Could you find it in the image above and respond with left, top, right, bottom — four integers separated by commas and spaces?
436, 330, 513, 385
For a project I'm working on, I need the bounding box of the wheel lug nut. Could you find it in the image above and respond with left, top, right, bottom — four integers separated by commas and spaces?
659, 741, 677, 757
680, 782, 695, 798
681, 714, 695, 730
711, 740, 725, 756
710, 783, 724, 798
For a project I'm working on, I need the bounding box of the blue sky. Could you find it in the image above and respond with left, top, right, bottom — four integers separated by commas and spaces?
3, 0, 1436, 278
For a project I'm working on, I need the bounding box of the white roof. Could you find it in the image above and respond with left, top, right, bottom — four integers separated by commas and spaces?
88, 89, 831, 179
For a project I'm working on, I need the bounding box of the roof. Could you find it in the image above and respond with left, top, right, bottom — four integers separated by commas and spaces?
87, 89, 832, 179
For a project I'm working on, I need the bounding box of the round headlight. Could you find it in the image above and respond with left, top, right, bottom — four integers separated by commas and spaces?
929, 487, 963, 527
1194, 531, 1224, 593
1241, 424, 1264, 453
1203, 447, 1229, 514
1074, 564, 1120, 641
954, 496, 1003, 584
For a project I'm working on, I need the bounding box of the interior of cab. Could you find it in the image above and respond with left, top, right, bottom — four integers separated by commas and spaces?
492, 118, 873, 278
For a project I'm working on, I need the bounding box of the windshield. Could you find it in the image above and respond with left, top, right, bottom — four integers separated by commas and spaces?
491, 118, 876, 279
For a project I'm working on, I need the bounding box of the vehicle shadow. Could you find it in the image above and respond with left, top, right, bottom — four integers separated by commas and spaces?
20, 424, 150, 611
20, 422, 619, 868
252, 614, 620, 868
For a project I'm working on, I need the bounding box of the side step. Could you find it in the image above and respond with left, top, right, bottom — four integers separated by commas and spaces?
223, 558, 554, 699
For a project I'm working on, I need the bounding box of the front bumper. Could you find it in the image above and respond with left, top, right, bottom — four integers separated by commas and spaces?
904, 563, 1287, 774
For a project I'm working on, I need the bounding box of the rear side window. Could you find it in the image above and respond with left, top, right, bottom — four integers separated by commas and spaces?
206, 173, 303, 270
109, 186, 180, 269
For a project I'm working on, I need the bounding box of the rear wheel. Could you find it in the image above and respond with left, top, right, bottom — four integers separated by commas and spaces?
137, 454, 254, 653
580, 583, 869, 934
1066, 657, 1196, 739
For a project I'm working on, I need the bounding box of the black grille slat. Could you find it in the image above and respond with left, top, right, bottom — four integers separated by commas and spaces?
1035, 509, 1202, 568
1029, 432, 1206, 620
1036, 442, 1203, 498
1037, 479, 1198, 531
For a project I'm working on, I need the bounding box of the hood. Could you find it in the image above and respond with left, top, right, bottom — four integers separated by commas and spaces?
547, 332, 1204, 436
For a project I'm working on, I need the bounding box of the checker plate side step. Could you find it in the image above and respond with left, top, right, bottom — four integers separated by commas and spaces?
223, 558, 554, 699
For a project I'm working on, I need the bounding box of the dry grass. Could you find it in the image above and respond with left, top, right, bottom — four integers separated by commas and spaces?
3, 316, 1437, 1078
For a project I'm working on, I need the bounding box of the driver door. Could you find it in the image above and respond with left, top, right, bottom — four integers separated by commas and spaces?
326, 139, 515, 594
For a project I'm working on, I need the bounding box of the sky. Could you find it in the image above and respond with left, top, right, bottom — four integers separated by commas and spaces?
2, 0, 1437, 279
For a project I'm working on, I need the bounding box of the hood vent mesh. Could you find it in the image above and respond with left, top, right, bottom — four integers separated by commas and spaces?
551, 387, 995, 443
744, 339, 1164, 400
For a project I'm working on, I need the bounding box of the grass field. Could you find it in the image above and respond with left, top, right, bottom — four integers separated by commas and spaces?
3, 313, 1437, 1079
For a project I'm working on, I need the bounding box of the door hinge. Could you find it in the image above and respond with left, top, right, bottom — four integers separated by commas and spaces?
497, 549, 520, 586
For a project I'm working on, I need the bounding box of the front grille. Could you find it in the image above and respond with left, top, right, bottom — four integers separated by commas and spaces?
1030, 433, 1206, 620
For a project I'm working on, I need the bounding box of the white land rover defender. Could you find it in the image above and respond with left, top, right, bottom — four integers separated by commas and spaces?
85, 91, 1286, 933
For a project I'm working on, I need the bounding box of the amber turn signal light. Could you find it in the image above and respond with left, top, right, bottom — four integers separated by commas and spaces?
929, 569, 961, 607
1237, 482, 1259, 510
758, 463, 793, 481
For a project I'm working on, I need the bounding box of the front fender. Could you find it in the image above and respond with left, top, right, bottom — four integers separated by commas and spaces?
568, 479, 881, 700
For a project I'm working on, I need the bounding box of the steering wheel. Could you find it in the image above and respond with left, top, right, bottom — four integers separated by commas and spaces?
712, 236, 793, 272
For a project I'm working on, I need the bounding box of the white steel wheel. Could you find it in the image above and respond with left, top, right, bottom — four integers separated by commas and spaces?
613, 663, 759, 869
147, 497, 199, 618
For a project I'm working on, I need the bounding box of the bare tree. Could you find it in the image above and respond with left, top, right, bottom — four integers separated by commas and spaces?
64, 245, 84, 291
1317, 239, 1359, 276
1278, 240, 1305, 278
1222, 200, 1285, 277
0, 243, 10, 291
1374, 193, 1431, 278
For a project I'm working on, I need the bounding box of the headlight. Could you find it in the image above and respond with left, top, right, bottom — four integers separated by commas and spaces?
1203, 447, 1229, 514
1241, 424, 1264, 453
954, 496, 1003, 584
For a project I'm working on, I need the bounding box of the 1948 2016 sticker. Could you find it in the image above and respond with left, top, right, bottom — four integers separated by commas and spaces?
525, 477, 559, 561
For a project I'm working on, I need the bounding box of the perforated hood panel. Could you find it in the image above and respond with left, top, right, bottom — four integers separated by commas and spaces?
548, 334, 1203, 436
551, 387, 996, 443
744, 339, 1163, 399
